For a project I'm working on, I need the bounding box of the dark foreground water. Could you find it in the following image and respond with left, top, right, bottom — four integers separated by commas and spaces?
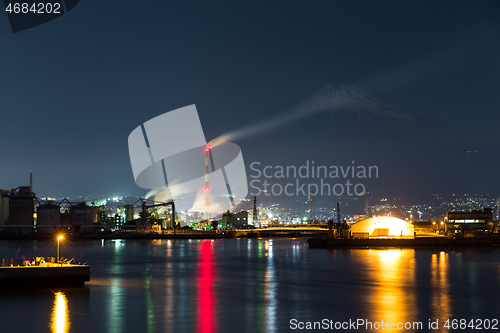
1, 238, 499, 333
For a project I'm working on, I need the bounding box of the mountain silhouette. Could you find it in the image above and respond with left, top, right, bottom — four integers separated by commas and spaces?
239, 83, 498, 206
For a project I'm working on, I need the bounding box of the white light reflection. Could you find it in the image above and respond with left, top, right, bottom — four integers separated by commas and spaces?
107, 278, 125, 333
247, 239, 252, 257
108, 240, 125, 333
264, 239, 276, 332
467, 258, 479, 318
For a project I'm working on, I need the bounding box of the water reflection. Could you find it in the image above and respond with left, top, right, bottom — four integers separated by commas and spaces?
431, 252, 451, 326
4, 238, 500, 333
197, 240, 217, 333
145, 269, 155, 333
264, 240, 277, 332
353, 249, 417, 331
108, 240, 125, 333
164, 239, 174, 331
51, 292, 70, 333
107, 278, 125, 333
163, 264, 174, 331
247, 240, 278, 332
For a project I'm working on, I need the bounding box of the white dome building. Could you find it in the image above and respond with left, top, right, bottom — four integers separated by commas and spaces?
350, 216, 414, 239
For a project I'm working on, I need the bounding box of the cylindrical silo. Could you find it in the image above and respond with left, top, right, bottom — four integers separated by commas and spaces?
9, 186, 34, 226
70, 202, 93, 226
37, 203, 61, 226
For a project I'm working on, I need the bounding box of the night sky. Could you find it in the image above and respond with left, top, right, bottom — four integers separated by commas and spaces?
0, 1, 499, 206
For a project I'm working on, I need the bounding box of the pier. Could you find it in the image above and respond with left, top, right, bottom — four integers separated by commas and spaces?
0, 264, 90, 289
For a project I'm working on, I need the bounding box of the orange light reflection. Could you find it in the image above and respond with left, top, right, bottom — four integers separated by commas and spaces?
431, 252, 451, 328
51, 291, 70, 333
353, 249, 417, 332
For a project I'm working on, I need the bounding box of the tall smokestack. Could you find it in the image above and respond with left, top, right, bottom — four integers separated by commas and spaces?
337, 202, 340, 224
310, 188, 315, 222
253, 196, 258, 225
204, 144, 211, 220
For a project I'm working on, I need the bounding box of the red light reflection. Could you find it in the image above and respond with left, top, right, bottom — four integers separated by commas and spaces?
196, 240, 217, 333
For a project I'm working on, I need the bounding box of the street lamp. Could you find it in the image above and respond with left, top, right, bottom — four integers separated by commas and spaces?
57, 235, 63, 266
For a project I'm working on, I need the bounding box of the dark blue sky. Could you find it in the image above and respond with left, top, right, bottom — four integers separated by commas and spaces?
0, 0, 499, 201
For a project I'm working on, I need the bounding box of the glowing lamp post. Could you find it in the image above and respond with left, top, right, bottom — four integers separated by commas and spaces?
57, 235, 63, 266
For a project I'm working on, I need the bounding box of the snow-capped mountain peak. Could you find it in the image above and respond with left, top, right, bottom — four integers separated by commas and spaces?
292, 83, 414, 121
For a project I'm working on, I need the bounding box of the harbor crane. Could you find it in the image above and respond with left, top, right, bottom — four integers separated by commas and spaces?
132, 198, 176, 231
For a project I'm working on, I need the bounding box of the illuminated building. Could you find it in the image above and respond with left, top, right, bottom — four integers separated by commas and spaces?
352, 214, 366, 222
220, 210, 248, 229
447, 208, 493, 224
446, 208, 494, 235
350, 216, 414, 239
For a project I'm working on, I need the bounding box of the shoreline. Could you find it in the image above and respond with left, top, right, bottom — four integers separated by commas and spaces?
0, 231, 324, 240
0, 226, 329, 240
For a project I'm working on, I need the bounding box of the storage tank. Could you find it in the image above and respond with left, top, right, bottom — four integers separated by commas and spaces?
350, 216, 414, 239
92, 206, 101, 223
0, 194, 9, 225
125, 205, 134, 222
9, 186, 34, 225
70, 202, 93, 226
37, 203, 61, 226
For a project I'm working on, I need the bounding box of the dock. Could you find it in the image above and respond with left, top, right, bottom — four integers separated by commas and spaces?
0, 265, 90, 289
236, 226, 328, 238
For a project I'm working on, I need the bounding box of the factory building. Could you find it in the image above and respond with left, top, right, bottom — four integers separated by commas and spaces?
221, 210, 249, 229
350, 216, 414, 239
9, 186, 34, 226
0, 190, 9, 226
446, 208, 494, 234
124, 205, 134, 223
37, 203, 61, 226
70, 202, 93, 232
447, 208, 493, 224
233, 211, 249, 229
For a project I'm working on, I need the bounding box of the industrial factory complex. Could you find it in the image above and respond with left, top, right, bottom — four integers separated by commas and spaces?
0, 176, 498, 242
0, 180, 256, 236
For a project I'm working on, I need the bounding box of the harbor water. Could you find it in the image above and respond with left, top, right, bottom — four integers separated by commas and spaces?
0, 238, 499, 332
